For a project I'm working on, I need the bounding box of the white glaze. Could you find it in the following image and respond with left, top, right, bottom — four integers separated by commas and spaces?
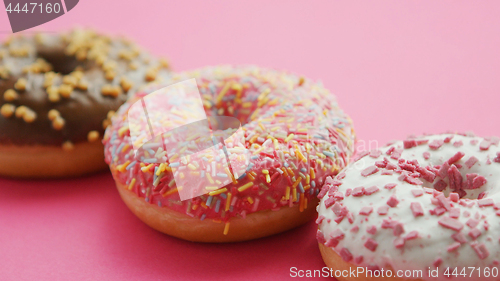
317, 133, 500, 280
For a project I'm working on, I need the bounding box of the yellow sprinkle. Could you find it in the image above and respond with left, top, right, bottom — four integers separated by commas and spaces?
304, 184, 311, 191
187, 163, 197, 170
225, 192, 232, 211
273, 139, 279, 150
262, 169, 269, 174
209, 188, 227, 196
121, 144, 130, 153
306, 175, 310, 184
141, 164, 153, 172
118, 160, 131, 172
284, 133, 295, 142
223, 222, 230, 235
285, 186, 290, 200
216, 82, 231, 105
206, 173, 214, 184
266, 174, 271, 183
247, 197, 254, 204
237, 182, 254, 192
292, 187, 297, 201
310, 168, 315, 179
246, 173, 255, 181
287, 167, 295, 178
128, 178, 136, 190
296, 149, 306, 162
163, 188, 178, 197
179, 172, 185, 179
258, 123, 266, 131
281, 167, 289, 177
118, 125, 129, 137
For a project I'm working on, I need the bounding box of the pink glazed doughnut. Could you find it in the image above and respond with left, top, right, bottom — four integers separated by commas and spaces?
104, 65, 356, 242
317, 133, 500, 281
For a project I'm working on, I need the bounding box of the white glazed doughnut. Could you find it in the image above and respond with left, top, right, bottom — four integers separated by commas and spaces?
317, 133, 500, 281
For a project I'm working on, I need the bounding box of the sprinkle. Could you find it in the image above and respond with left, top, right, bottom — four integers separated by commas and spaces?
438, 216, 464, 231
209, 188, 227, 196
386, 195, 399, 207
237, 182, 254, 192
361, 166, 379, 177
223, 222, 230, 235
364, 238, 378, 252
410, 202, 424, 217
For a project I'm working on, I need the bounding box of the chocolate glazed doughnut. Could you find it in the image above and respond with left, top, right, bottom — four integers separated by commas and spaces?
0, 29, 171, 178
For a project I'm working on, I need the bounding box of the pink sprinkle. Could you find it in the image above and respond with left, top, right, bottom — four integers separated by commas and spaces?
390, 149, 403, 159
381, 219, 397, 229
444, 136, 454, 143
325, 238, 339, 247
333, 192, 344, 200
340, 248, 353, 262
365, 186, 380, 195
469, 228, 482, 240
359, 206, 373, 216
381, 170, 393, 175
416, 166, 436, 182
316, 230, 326, 244
478, 198, 494, 207
465, 156, 479, 169
361, 166, 379, 177
429, 139, 444, 150
438, 216, 464, 231
411, 189, 424, 197
433, 258, 443, 267
436, 194, 451, 211
393, 223, 405, 236
405, 176, 423, 185
473, 176, 487, 189
352, 187, 365, 197
449, 207, 460, 218
350, 226, 359, 233
423, 151, 431, 159
450, 193, 459, 202
453, 141, 464, 147
364, 238, 378, 252
384, 183, 397, 190
369, 150, 382, 158
394, 237, 405, 248
478, 192, 487, 200
466, 218, 480, 228
410, 202, 424, 217
324, 197, 336, 208
448, 165, 463, 191
405, 230, 419, 240
347, 212, 354, 224
448, 152, 465, 165
387, 195, 400, 207
354, 255, 364, 264
315, 215, 325, 224
438, 162, 450, 178
386, 146, 395, 155
331, 228, 345, 240
404, 140, 417, 149
345, 188, 352, 197
452, 232, 467, 244
470, 139, 479, 145
334, 216, 344, 223
433, 180, 447, 192
375, 161, 387, 168
386, 162, 398, 170
433, 207, 446, 216
447, 242, 461, 252
494, 203, 500, 210
367, 225, 377, 235
480, 140, 491, 150
471, 242, 489, 259
377, 206, 389, 215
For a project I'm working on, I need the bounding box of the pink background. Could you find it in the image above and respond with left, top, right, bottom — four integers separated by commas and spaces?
1, 1, 500, 280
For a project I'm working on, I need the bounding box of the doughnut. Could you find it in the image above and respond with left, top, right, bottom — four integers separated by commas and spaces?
0, 29, 170, 178
104, 65, 355, 242
317, 132, 500, 280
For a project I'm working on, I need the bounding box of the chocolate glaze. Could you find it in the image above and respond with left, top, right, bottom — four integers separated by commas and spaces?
0, 29, 170, 146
